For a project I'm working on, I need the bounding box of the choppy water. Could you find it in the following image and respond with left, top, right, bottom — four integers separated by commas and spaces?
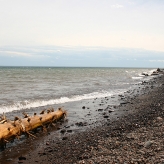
0, 67, 156, 113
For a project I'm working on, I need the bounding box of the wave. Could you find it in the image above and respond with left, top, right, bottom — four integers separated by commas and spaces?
0, 90, 125, 113
132, 69, 156, 80
132, 76, 143, 79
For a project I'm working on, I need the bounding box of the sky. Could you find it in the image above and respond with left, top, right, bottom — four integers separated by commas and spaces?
0, 0, 164, 67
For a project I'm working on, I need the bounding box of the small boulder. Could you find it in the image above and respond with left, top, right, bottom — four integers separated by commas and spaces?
157, 68, 161, 72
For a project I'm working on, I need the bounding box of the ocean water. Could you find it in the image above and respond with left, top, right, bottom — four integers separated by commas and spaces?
0, 67, 156, 114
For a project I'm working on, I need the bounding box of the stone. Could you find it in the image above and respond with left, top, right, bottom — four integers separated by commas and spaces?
138, 150, 145, 155
18, 156, 26, 160
67, 130, 72, 133
108, 110, 114, 113
6, 158, 13, 161
62, 137, 68, 140
157, 117, 163, 122
60, 129, 66, 134
144, 141, 154, 148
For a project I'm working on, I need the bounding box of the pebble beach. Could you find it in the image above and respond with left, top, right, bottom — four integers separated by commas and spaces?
0, 69, 164, 164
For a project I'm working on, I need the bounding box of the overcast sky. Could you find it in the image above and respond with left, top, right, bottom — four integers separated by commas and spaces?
0, 0, 164, 67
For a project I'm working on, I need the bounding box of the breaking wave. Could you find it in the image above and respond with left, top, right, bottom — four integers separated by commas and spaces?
0, 89, 125, 113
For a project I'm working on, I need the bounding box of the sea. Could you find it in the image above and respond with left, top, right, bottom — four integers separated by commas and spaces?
0, 67, 156, 115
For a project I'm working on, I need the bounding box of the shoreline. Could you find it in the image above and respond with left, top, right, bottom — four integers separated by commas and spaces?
0, 72, 164, 163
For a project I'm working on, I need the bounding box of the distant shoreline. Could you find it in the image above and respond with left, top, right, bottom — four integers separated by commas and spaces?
0, 66, 158, 69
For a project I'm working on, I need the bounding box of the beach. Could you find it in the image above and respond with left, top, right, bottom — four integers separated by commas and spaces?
1, 0, 164, 163
0, 69, 163, 163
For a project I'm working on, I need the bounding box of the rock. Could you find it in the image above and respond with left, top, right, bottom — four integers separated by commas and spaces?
106, 133, 110, 137
75, 122, 87, 127
151, 73, 159, 76
48, 149, 53, 152
126, 133, 135, 139
62, 136, 68, 140
108, 110, 114, 113
60, 129, 66, 134
42, 152, 46, 155
98, 109, 103, 111
157, 68, 161, 72
6, 158, 13, 161
18, 156, 26, 160
82, 106, 85, 109
138, 150, 145, 155
120, 102, 128, 105
104, 115, 109, 118
65, 126, 70, 128
67, 130, 72, 133
157, 117, 163, 122
144, 141, 154, 148
142, 73, 148, 76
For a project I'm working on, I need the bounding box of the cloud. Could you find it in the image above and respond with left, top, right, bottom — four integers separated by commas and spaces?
111, 4, 124, 8
0, 46, 164, 67
0, 50, 49, 59
0, 50, 33, 57
149, 60, 164, 62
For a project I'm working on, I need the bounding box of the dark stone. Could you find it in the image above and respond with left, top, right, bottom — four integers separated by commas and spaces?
67, 130, 72, 133
18, 156, 26, 160
120, 102, 128, 105
106, 133, 110, 137
62, 137, 68, 140
65, 126, 70, 128
60, 129, 66, 133
108, 110, 114, 113
75, 122, 87, 127
157, 68, 161, 72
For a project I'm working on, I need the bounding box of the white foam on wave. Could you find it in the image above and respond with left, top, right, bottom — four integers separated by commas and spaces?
0, 90, 125, 113
133, 69, 157, 80
132, 76, 143, 79
140, 69, 157, 76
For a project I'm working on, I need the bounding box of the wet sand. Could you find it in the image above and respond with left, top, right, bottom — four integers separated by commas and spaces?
0, 71, 164, 164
